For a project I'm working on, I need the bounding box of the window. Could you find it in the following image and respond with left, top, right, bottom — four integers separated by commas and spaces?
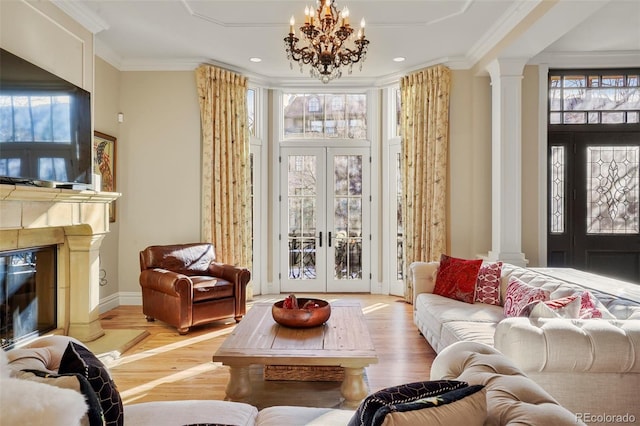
247, 89, 256, 136
308, 97, 321, 113
283, 93, 367, 139
549, 70, 640, 125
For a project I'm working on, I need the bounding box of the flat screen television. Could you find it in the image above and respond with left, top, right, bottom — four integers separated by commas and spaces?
0, 48, 92, 187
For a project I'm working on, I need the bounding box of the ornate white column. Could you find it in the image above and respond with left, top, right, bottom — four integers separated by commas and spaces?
486, 58, 528, 267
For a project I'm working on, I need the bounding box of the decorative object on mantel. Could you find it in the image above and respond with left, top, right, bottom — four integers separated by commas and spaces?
93, 131, 117, 222
284, 0, 370, 84
272, 294, 331, 328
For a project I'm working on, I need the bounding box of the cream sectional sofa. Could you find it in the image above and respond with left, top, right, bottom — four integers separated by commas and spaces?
2, 335, 582, 426
411, 260, 640, 423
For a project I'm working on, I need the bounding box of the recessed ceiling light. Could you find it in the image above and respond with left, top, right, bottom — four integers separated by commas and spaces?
393, 57, 406, 62
250, 57, 262, 63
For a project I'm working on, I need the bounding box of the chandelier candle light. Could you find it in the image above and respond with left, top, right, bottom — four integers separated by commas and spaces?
284, 0, 370, 83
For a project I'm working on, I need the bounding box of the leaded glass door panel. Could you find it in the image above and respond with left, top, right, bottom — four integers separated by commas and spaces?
280, 147, 370, 293
548, 129, 640, 283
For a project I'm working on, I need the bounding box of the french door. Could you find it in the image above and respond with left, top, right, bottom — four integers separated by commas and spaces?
280, 146, 370, 293
548, 128, 640, 283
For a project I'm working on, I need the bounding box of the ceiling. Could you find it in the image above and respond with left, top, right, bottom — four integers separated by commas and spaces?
52, 0, 640, 86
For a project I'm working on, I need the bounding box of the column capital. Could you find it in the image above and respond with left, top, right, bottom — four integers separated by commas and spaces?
486, 58, 528, 80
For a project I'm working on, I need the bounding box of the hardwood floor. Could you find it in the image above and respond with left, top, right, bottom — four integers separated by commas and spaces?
100, 293, 435, 409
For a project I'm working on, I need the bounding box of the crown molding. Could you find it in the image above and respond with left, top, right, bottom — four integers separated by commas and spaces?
529, 50, 640, 68
51, 0, 110, 34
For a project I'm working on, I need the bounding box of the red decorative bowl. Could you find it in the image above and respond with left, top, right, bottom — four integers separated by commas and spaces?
272, 298, 331, 328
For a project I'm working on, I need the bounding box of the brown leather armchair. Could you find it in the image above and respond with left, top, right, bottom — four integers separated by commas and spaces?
139, 243, 250, 334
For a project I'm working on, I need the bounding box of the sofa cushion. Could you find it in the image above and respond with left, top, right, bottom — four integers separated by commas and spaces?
440, 321, 498, 348
348, 380, 486, 426
256, 406, 354, 426
124, 400, 258, 426
6, 335, 85, 374
142, 243, 215, 275
433, 255, 483, 304
59, 342, 124, 426
416, 293, 504, 325
474, 262, 502, 305
503, 277, 549, 317
191, 277, 234, 302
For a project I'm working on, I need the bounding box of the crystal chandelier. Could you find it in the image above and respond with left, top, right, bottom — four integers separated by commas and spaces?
284, 0, 370, 84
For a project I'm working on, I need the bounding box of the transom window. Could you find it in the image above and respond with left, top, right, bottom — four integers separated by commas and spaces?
549, 69, 640, 125
282, 93, 367, 139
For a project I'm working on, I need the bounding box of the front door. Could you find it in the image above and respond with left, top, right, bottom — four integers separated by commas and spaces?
280, 147, 371, 293
548, 128, 640, 283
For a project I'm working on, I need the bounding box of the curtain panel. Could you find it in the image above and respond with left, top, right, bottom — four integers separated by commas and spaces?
196, 65, 252, 278
400, 64, 452, 302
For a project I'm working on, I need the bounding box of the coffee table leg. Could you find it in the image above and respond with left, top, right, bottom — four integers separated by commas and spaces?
224, 365, 252, 401
340, 367, 368, 408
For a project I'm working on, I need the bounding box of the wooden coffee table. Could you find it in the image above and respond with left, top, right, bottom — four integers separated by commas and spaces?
213, 301, 378, 407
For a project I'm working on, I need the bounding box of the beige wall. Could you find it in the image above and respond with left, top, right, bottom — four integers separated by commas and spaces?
522, 65, 542, 266
116, 71, 201, 294
449, 70, 493, 260
94, 58, 122, 300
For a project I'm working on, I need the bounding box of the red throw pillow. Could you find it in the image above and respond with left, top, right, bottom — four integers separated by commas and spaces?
474, 262, 503, 305
433, 255, 483, 304
503, 277, 550, 317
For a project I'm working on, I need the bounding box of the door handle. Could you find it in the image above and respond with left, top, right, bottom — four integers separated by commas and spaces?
328, 231, 332, 247
319, 231, 323, 247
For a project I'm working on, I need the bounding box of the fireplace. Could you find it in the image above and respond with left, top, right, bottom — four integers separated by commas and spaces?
0, 245, 57, 348
0, 184, 119, 344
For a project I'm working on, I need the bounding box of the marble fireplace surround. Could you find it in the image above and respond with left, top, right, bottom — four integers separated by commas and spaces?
0, 184, 120, 342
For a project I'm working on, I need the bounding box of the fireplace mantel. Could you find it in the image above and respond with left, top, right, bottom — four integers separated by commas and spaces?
0, 184, 120, 342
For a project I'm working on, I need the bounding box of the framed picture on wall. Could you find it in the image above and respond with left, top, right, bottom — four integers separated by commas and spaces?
93, 131, 117, 222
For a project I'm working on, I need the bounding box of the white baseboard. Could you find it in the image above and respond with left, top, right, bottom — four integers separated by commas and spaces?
99, 291, 142, 313
99, 292, 120, 314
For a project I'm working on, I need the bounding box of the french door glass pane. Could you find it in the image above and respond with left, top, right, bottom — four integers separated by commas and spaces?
288, 155, 317, 279
334, 155, 363, 279
397, 153, 403, 280
550, 146, 565, 234
586, 146, 639, 234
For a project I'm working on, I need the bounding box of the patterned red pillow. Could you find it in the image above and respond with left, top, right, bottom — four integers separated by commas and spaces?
433, 255, 483, 304
503, 277, 550, 317
519, 294, 581, 318
579, 291, 603, 319
474, 262, 503, 305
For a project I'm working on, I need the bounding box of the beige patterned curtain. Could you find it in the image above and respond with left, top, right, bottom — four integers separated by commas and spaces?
196, 65, 252, 286
400, 64, 452, 302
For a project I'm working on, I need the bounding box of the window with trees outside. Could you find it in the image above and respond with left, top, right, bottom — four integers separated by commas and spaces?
282, 93, 367, 139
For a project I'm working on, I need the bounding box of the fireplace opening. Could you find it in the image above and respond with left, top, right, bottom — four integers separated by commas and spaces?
0, 245, 57, 349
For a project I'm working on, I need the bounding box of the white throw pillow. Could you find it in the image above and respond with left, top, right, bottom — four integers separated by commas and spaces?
1, 348, 88, 426
0, 376, 88, 426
